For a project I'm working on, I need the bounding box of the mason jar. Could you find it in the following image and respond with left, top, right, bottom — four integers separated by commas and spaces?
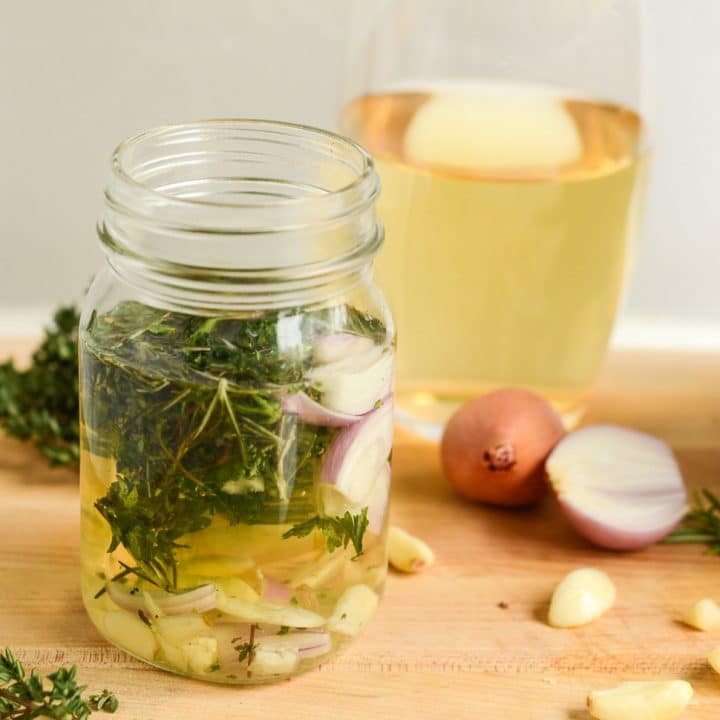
79, 120, 394, 684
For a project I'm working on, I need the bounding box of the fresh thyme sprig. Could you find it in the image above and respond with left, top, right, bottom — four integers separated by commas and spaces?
0, 647, 118, 720
235, 642, 257, 664
664, 488, 720, 553
283, 507, 370, 559
0, 306, 80, 467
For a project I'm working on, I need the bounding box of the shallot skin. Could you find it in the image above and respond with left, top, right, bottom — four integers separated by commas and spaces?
441, 388, 565, 507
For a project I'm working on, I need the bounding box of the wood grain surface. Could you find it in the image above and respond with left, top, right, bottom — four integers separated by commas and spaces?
1, 340, 720, 719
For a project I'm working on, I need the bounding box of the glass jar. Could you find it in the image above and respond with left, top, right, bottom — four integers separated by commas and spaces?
79, 120, 394, 684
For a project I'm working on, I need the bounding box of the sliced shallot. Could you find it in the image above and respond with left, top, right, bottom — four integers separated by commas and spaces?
320, 401, 394, 505
257, 631, 331, 659
546, 425, 687, 551
262, 576, 292, 605
309, 345, 394, 416
106, 582, 218, 616
281, 391, 362, 427
313, 333, 375, 365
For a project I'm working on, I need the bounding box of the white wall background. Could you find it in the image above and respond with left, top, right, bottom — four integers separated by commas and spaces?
0, 1, 718, 343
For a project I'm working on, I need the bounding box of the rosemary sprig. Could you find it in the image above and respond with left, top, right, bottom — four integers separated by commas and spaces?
664, 489, 720, 554
0, 306, 80, 467
0, 647, 118, 719
283, 508, 370, 559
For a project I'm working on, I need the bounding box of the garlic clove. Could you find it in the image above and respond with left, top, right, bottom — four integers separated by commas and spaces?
548, 567, 615, 628
683, 598, 720, 631
388, 526, 435, 573
157, 636, 189, 673
154, 614, 210, 645
587, 680, 693, 720
102, 610, 158, 661
181, 636, 219, 675
328, 584, 378, 636
251, 646, 300, 676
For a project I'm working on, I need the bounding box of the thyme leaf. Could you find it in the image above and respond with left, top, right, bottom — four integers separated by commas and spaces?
0, 647, 118, 719
235, 642, 257, 664
283, 507, 370, 559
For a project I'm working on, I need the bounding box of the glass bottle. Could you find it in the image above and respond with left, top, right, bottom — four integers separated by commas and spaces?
341, 0, 651, 438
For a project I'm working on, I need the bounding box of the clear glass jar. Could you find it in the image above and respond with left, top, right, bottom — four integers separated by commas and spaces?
79, 120, 394, 684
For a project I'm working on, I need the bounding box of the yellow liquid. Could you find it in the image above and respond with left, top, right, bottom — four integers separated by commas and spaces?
341, 84, 648, 433
80, 442, 387, 684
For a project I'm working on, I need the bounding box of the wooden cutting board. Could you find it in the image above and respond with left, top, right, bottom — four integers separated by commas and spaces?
1, 341, 719, 719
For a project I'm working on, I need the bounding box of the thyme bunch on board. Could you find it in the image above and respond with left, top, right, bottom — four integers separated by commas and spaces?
0, 648, 118, 720
0, 306, 80, 467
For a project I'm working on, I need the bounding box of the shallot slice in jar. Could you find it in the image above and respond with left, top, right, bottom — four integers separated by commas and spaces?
261, 576, 292, 605
257, 631, 332, 660
313, 333, 376, 365
309, 344, 394, 416
320, 400, 394, 506
280, 392, 363, 427
106, 582, 218, 616
319, 462, 390, 535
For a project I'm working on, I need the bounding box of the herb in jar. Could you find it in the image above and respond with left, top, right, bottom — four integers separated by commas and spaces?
80, 300, 392, 681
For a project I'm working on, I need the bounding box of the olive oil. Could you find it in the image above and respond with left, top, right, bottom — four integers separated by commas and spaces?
341, 83, 648, 433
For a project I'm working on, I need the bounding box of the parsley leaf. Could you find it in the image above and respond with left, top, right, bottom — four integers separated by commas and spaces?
283, 508, 370, 559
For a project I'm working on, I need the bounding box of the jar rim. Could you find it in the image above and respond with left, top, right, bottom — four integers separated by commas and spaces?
99, 119, 383, 308
111, 118, 379, 217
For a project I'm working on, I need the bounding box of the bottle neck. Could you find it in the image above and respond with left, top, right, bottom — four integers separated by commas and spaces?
98, 120, 382, 311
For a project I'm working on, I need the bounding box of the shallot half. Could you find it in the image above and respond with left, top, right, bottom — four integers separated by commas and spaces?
546, 425, 687, 551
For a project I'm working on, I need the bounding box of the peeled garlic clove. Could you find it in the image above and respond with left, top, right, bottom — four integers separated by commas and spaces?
154, 614, 210, 645
157, 636, 189, 673
683, 598, 720, 631
548, 567, 616, 628
328, 584, 378, 636
388, 526, 435, 573
181, 636, 219, 675
251, 646, 300, 676
708, 646, 720, 674
102, 610, 158, 661
547, 425, 687, 551
587, 680, 693, 720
